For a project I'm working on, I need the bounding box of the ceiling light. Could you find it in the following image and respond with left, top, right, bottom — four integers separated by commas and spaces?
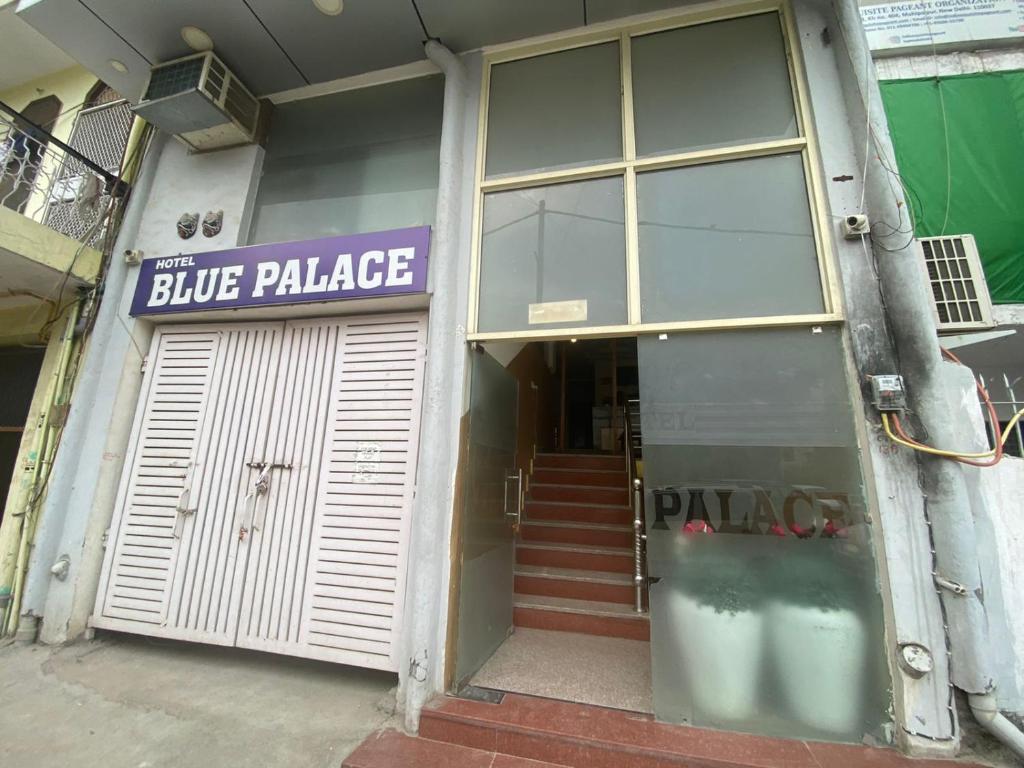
181, 26, 214, 52
108, 59, 128, 73
313, 0, 344, 15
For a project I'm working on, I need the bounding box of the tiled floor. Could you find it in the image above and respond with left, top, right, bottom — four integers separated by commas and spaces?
468, 627, 653, 713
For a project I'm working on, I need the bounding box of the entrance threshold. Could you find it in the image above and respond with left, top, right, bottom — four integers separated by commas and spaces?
466, 627, 651, 713
344, 694, 987, 768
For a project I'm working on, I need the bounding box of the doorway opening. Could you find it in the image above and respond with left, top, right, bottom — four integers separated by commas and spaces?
0, 346, 46, 528
452, 336, 651, 713
450, 327, 891, 744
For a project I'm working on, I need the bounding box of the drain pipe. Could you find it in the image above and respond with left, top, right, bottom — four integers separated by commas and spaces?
832, 0, 1024, 758
401, 38, 466, 731
969, 694, 1024, 758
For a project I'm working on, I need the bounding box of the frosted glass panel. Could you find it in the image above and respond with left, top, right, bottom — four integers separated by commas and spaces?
478, 177, 627, 333
485, 43, 622, 178
631, 14, 798, 156
637, 154, 824, 322
249, 76, 443, 245
638, 327, 889, 742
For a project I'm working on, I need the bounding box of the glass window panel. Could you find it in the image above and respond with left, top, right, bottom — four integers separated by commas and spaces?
478, 177, 627, 333
638, 327, 889, 742
631, 14, 798, 157
485, 43, 622, 178
249, 76, 443, 245
637, 153, 824, 322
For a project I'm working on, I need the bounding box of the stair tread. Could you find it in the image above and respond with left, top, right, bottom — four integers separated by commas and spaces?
534, 467, 627, 475
536, 452, 624, 457
514, 594, 647, 620
516, 541, 632, 556
530, 483, 628, 491
515, 565, 633, 585
424, 693, 972, 768
526, 500, 630, 511
521, 520, 631, 532
342, 729, 495, 767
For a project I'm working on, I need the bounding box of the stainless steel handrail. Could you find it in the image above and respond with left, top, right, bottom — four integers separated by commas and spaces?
622, 405, 645, 613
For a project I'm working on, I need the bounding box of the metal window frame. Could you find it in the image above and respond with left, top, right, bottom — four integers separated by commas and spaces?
465, 0, 843, 342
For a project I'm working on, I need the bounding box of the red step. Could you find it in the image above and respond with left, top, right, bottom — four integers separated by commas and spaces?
529, 484, 628, 506
342, 728, 563, 767
513, 595, 649, 640
514, 565, 634, 605
419, 694, 987, 768
515, 542, 632, 574
532, 468, 626, 487
519, 521, 632, 549
525, 501, 632, 526
534, 453, 624, 471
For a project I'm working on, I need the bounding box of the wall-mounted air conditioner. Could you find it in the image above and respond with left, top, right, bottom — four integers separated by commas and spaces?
133, 51, 261, 152
919, 234, 995, 332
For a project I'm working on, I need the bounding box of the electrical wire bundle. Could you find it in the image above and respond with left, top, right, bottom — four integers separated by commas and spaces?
881, 348, 1024, 468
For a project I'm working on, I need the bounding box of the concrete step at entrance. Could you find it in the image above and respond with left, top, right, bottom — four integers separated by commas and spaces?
514, 595, 649, 641
341, 728, 563, 767
525, 500, 632, 526
534, 453, 625, 471
532, 467, 627, 488
515, 564, 634, 604
515, 542, 632, 574
414, 694, 985, 768
519, 520, 633, 549
529, 483, 629, 506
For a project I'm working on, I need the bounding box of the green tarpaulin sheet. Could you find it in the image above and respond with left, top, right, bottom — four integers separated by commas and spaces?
880, 71, 1024, 304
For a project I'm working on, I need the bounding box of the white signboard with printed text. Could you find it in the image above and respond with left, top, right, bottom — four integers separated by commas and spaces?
860, 0, 1024, 52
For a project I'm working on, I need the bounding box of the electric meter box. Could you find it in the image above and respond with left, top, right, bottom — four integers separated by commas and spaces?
870, 375, 907, 412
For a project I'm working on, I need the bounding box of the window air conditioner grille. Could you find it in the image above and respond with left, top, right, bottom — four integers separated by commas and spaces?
919, 234, 994, 331
144, 57, 205, 101
204, 57, 226, 102
224, 76, 258, 134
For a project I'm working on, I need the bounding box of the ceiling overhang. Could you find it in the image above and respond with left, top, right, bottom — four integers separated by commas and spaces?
14, 0, 690, 102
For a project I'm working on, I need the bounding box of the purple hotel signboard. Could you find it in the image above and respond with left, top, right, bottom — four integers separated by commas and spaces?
130, 226, 431, 316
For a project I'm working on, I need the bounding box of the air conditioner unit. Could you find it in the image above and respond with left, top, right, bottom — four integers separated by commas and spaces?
919, 234, 995, 332
133, 52, 261, 152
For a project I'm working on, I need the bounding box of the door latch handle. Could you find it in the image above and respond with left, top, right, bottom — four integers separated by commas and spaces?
173, 479, 197, 539
239, 461, 293, 539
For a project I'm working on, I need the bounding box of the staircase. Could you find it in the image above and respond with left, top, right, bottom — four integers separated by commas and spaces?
514, 452, 648, 642
343, 693, 986, 768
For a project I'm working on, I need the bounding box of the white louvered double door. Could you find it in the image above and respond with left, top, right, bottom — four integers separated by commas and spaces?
92, 314, 427, 671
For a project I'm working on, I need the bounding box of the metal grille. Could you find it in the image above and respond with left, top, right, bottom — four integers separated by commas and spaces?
144, 56, 205, 101
42, 99, 133, 244
920, 235, 994, 330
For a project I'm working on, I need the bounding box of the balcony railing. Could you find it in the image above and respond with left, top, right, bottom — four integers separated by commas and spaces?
0, 99, 132, 249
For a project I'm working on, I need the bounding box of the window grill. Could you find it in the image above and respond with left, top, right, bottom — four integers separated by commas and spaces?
42, 98, 134, 245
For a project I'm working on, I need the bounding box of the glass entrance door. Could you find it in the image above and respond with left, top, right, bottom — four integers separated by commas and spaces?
637, 327, 889, 743
453, 346, 520, 687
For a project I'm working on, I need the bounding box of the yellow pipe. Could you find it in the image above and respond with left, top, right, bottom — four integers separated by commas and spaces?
2, 299, 81, 636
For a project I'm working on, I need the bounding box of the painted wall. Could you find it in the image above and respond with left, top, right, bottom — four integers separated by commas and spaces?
23, 136, 265, 642
0, 303, 76, 608
942, 361, 1024, 714
795, 0, 956, 752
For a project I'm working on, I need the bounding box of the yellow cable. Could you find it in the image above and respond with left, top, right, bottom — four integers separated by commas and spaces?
881, 410, 1024, 460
